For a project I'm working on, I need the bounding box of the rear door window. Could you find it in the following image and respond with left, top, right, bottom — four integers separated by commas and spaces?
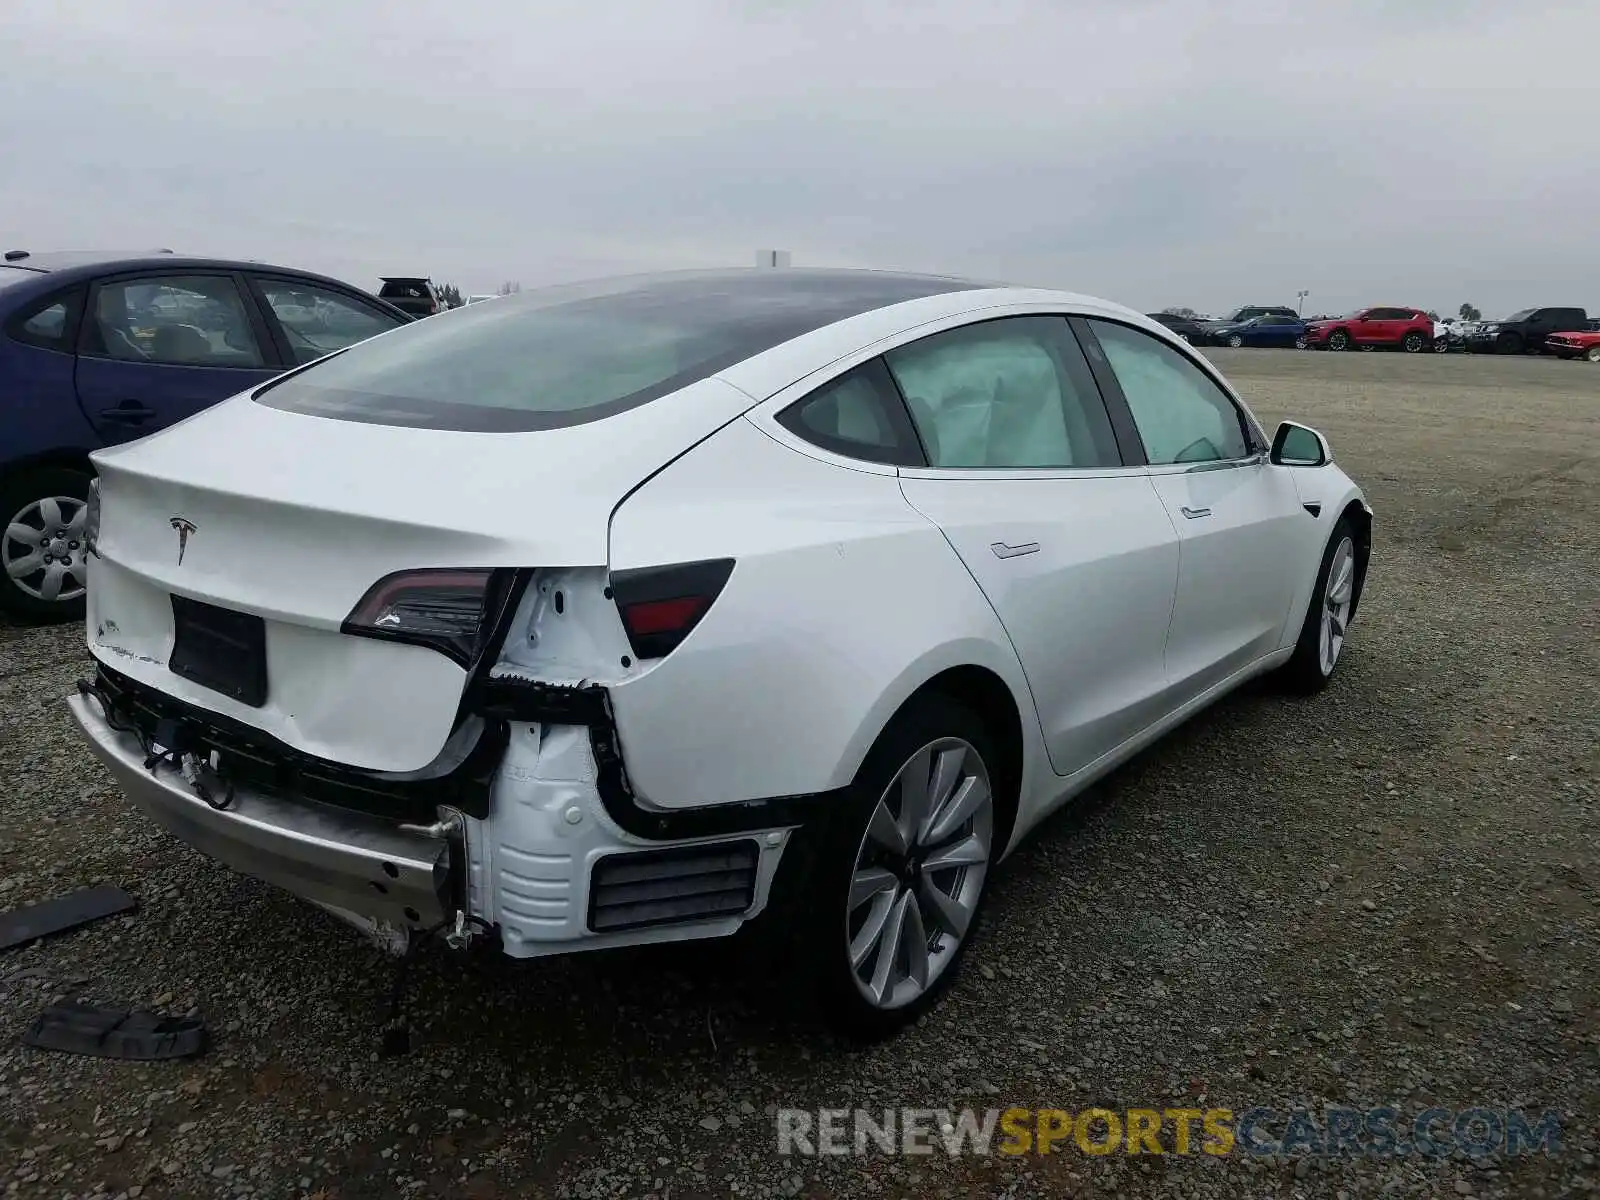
884, 316, 1122, 469
85, 275, 266, 368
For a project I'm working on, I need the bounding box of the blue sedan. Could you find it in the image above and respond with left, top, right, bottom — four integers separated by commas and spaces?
0, 250, 412, 620
1210, 314, 1309, 349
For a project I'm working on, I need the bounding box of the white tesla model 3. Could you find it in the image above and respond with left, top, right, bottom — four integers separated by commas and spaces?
70, 269, 1371, 1037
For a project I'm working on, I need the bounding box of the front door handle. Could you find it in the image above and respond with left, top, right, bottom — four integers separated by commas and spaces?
1180, 506, 1212, 520
101, 402, 157, 424
991, 541, 1041, 559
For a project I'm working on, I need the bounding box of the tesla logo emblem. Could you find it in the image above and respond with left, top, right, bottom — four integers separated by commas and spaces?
170, 517, 197, 565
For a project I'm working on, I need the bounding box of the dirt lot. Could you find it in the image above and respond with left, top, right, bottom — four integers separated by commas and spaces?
2, 349, 1596, 1199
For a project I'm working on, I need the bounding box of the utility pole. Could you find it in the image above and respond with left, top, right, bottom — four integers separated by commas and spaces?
756, 250, 792, 268
1296, 289, 1310, 315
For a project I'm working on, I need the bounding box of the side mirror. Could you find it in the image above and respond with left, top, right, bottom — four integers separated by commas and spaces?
1270, 421, 1331, 467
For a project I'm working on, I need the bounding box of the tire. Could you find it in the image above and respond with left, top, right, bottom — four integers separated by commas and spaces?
1327, 329, 1351, 351
1434, 337, 1449, 353
1227, 335, 1244, 348
1402, 330, 1426, 353
0, 466, 93, 623
1586, 346, 1600, 363
1496, 332, 1523, 355
1178, 333, 1192, 344
786, 693, 1006, 1041
1294, 336, 1308, 350
1278, 515, 1361, 696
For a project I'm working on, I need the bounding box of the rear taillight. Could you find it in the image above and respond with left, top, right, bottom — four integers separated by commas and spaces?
343, 568, 495, 666
611, 558, 734, 660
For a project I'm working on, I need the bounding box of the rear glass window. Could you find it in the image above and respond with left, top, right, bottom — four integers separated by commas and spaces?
254, 270, 981, 432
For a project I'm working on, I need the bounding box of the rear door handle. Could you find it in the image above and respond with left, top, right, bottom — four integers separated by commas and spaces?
101, 402, 157, 424
1180, 506, 1212, 519
990, 541, 1041, 559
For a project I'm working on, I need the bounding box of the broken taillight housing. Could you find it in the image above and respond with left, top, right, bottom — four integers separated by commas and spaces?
343, 568, 496, 667
611, 558, 735, 660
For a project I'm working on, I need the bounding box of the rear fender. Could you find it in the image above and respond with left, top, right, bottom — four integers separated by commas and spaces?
603, 416, 1048, 816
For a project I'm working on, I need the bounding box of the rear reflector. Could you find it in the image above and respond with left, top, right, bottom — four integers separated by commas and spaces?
588, 840, 759, 932
611, 557, 734, 659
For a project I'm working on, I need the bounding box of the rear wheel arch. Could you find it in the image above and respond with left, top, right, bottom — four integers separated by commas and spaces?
871, 664, 1024, 853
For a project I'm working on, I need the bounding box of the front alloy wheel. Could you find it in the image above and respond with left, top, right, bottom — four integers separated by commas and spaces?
846, 737, 994, 1012
1319, 536, 1356, 675
1328, 329, 1350, 351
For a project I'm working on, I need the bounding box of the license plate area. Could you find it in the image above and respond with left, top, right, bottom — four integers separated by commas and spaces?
169, 596, 268, 708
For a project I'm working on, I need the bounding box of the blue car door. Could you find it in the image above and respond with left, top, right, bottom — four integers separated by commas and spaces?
73, 271, 282, 445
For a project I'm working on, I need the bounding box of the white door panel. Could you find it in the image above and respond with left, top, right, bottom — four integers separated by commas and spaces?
1148, 460, 1304, 696
899, 474, 1179, 777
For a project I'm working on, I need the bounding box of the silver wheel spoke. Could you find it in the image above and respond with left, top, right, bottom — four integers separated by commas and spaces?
849, 887, 897, 970
5, 522, 39, 545
65, 504, 87, 536
849, 866, 898, 911
925, 776, 990, 846
921, 747, 964, 840
866, 799, 908, 857
920, 875, 973, 939
37, 498, 62, 531
922, 832, 988, 872
866, 892, 911, 1005
896, 748, 934, 846
901, 899, 930, 991
1329, 613, 1345, 640
5, 549, 44, 580
1328, 556, 1354, 605
39, 564, 66, 601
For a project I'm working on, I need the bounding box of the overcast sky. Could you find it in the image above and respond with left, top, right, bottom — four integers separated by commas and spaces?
2, 0, 1594, 317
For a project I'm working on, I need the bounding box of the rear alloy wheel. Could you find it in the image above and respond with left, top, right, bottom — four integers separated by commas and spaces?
1587, 346, 1600, 363
1496, 332, 1523, 355
801, 694, 1002, 1040
1227, 334, 1244, 348
1295, 335, 1309, 350
1, 467, 93, 622
1402, 330, 1426, 353
1327, 329, 1351, 351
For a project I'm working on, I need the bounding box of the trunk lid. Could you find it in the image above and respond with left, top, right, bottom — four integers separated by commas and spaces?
87, 379, 752, 771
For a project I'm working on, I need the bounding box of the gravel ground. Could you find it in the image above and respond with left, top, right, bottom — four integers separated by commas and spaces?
2, 349, 1596, 1199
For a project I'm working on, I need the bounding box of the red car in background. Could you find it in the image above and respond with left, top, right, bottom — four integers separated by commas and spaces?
1304, 306, 1434, 353
1545, 329, 1600, 362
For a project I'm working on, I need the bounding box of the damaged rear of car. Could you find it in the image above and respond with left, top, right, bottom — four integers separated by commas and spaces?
69, 270, 1015, 1029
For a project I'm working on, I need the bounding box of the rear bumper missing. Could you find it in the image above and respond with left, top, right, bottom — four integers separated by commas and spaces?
69, 692, 453, 931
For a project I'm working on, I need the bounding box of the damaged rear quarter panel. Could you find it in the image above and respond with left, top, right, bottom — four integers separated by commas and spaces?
603, 415, 1039, 809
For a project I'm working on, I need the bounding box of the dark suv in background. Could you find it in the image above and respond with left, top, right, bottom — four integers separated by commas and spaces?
1466, 307, 1589, 355
1199, 304, 1299, 337
377, 277, 444, 319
